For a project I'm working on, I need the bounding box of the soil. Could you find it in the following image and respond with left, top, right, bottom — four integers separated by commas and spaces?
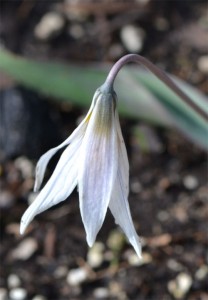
0, 1, 207, 299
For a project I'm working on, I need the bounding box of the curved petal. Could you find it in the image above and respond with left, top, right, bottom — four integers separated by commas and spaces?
115, 110, 129, 196
20, 136, 82, 234
34, 101, 95, 192
109, 151, 142, 258
78, 92, 118, 246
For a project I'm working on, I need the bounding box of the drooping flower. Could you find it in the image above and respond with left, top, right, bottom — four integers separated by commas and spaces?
20, 83, 142, 258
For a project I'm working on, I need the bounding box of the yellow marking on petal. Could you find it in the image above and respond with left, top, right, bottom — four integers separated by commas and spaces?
93, 94, 116, 136
85, 111, 92, 123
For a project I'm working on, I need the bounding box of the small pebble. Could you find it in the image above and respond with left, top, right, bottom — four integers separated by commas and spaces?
109, 282, 126, 298
6, 223, 21, 236
0, 288, 7, 300
126, 251, 152, 266
183, 175, 198, 190
35, 12, 64, 40
157, 210, 169, 222
127, 251, 140, 266
167, 259, 183, 272
67, 268, 88, 286
120, 25, 145, 52
197, 55, 208, 74
11, 238, 38, 260
0, 190, 15, 209
65, 8, 88, 22
87, 242, 104, 268
68, 24, 84, 39
93, 287, 110, 299
158, 178, 170, 190
8, 274, 21, 288
168, 272, 192, 299
14, 156, 34, 179
32, 295, 47, 300
54, 266, 68, 278
195, 265, 208, 280
177, 272, 192, 293
9, 288, 27, 300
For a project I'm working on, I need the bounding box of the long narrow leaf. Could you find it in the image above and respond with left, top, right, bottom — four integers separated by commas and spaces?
0, 49, 207, 149
129, 68, 208, 149
0, 50, 170, 125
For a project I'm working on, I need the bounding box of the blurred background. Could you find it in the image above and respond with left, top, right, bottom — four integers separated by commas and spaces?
0, 0, 208, 299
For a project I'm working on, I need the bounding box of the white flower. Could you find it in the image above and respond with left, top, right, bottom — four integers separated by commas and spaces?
20, 85, 142, 258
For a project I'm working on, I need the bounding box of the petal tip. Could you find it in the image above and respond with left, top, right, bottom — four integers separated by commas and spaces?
86, 234, 95, 247
130, 236, 142, 259
20, 220, 27, 235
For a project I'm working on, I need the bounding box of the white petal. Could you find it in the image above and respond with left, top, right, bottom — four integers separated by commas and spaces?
115, 110, 129, 196
109, 111, 141, 257
34, 100, 95, 192
20, 136, 82, 235
78, 92, 118, 246
109, 169, 142, 258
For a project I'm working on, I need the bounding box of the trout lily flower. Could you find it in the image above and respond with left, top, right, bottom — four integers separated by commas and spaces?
20, 84, 142, 258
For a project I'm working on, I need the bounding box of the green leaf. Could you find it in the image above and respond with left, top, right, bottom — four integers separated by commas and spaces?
129, 68, 208, 149
0, 49, 207, 149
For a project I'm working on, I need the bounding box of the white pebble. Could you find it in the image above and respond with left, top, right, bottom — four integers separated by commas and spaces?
32, 295, 47, 300
87, 242, 104, 268
195, 265, 208, 280
198, 55, 208, 74
93, 287, 110, 298
14, 157, 34, 179
168, 280, 177, 297
177, 272, 192, 293
168, 272, 192, 299
35, 12, 64, 40
54, 266, 68, 278
0, 190, 15, 209
8, 274, 21, 288
0, 288, 7, 300
67, 268, 88, 286
167, 259, 183, 272
120, 25, 145, 52
183, 175, 198, 190
11, 238, 38, 260
126, 251, 152, 266
68, 24, 84, 39
126, 251, 141, 266
157, 210, 169, 222
9, 288, 27, 300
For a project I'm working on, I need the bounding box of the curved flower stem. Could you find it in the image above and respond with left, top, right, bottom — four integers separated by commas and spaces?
104, 54, 208, 122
